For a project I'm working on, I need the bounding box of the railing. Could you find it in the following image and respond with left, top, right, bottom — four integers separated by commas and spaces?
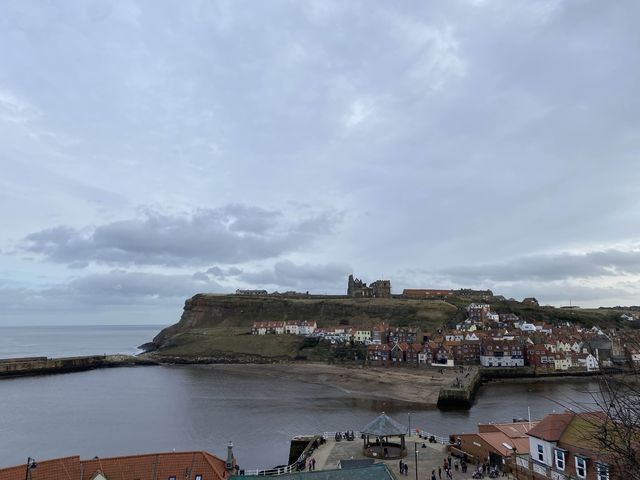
414, 429, 448, 444
240, 430, 448, 476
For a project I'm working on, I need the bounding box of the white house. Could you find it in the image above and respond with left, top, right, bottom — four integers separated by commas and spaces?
298, 321, 317, 335
519, 322, 537, 332
553, 354, 572, 371
354, 329, 372, 344
285, 321, 300, 335
445, 333, 464, 341
575, 353, 599, 372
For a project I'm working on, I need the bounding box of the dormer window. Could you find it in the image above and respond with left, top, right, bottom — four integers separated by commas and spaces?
575, 456, 587, 479
537, 444, 544, 462
554, 449, 565, 470
596, 462, 609, 480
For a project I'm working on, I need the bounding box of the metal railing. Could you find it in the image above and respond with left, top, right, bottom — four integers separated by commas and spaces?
241, 429, 449, 476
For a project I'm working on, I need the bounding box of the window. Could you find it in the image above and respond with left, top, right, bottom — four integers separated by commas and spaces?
596, 463, 609, 480
169, 476, 176, 480
537, 444, 544, 462
195, 475, 202, 480
575, 457, 586, 478
554, 450, 565, 470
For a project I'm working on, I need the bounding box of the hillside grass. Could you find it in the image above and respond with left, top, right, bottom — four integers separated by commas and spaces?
155, 327, 307, 358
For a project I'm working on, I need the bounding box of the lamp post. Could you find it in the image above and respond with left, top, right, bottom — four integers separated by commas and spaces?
24, 458, 36, 480
414, 442, 418, 480
408, 411, 411, 436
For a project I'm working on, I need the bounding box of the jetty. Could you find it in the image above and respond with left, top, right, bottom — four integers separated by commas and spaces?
0, 355, 158, 379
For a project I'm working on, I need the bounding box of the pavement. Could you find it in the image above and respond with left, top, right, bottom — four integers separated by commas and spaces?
306, 435, 517, 480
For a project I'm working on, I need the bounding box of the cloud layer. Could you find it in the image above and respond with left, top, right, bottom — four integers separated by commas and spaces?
2, 1, 640, 323
22, 205, 338, 267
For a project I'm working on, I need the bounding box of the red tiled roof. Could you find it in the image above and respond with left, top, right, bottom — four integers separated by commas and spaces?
0, 452, 229, 480
527, 412, 574, 441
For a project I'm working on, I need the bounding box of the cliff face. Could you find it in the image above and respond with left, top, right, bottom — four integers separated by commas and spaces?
149, 294, 459, 350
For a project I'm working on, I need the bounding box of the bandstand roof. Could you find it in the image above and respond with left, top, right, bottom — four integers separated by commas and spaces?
360, 413, 408, 437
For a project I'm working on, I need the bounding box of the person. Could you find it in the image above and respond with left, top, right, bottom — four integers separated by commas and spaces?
399, 460, 404, 473
431, 470, 437, 480
438, 466, 442, 479
384, 447, 389, 458
311, 458, 316, 471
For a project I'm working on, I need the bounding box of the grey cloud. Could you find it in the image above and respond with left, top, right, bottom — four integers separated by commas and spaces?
1, 270, 222, 313
206, 266, 243, 278
21, 205, 339, 267
240, 260, 351, 290
436, 247, 640, 283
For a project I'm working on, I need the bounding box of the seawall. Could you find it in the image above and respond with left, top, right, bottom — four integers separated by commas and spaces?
437, 367, 481, 410
0, 355, 158, 379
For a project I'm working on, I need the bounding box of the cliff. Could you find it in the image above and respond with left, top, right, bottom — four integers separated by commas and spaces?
145, 294, 460, 358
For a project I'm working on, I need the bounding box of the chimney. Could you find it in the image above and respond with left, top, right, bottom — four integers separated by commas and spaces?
225, 442, 234, 471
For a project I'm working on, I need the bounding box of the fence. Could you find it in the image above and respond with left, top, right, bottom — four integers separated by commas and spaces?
241, 429, 449, 476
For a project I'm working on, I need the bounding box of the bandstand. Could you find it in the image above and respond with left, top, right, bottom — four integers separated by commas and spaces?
360, 412, 408, 460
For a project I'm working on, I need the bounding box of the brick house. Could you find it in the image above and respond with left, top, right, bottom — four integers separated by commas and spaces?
525, 344, 554, 369
522, 411, 620, 479
388, 327, 418, 344
444, 340, 481, 365
480, 339, 525, 367
367, 344, 390, 365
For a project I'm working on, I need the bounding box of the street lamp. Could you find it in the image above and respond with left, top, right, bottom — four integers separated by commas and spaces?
24, 458, 37, 480
408, 411, 411, 435
414, 442, 418, 480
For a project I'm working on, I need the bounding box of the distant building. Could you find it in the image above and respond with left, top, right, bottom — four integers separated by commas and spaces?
236, 289, 268, 296
480, 338, 524, 367
347, 274, 391, 298
402, 289, 453, 299
522, 297, 540, 306
455, 288, 494, 300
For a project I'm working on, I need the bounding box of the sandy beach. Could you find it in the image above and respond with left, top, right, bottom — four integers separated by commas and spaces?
204, 363, 459, 407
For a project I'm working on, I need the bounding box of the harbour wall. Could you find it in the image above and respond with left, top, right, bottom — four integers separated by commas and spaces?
0, 355, 158, 379
437, 367, 481, 410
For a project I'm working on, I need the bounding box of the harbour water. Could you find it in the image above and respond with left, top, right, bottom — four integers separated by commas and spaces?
0, 326, 603, 470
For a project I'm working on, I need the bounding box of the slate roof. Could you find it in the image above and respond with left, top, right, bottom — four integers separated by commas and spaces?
231, 464, 394, 480
360, 413, 408, 436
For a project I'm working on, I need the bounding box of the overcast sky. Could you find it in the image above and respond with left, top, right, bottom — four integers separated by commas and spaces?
2, 0, 640, 325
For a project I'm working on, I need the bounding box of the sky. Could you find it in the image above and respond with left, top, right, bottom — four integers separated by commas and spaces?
1, 0, 640, 325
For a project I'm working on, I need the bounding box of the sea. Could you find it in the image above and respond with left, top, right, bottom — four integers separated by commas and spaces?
0, 325, 603, 471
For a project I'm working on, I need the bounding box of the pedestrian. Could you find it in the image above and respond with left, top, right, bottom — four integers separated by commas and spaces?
399, 460, 403, 472
438, 466, 442, 479
446, 468, 452, 479
431, 470, 437, 480
311, 458, 316, 471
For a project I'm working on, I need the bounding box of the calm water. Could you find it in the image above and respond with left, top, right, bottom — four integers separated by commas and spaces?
0, 326, 603, 470
0, 325, 165, 358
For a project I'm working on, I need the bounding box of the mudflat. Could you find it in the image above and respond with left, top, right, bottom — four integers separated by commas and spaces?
205, 363, 458, 407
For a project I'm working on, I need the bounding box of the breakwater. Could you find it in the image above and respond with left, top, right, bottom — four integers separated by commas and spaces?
437, 367, 481, 410
436, 366, 624, 409
0, 355, 158, 379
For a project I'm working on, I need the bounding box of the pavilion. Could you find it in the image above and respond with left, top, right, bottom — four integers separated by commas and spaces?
360, 412, 408, 459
